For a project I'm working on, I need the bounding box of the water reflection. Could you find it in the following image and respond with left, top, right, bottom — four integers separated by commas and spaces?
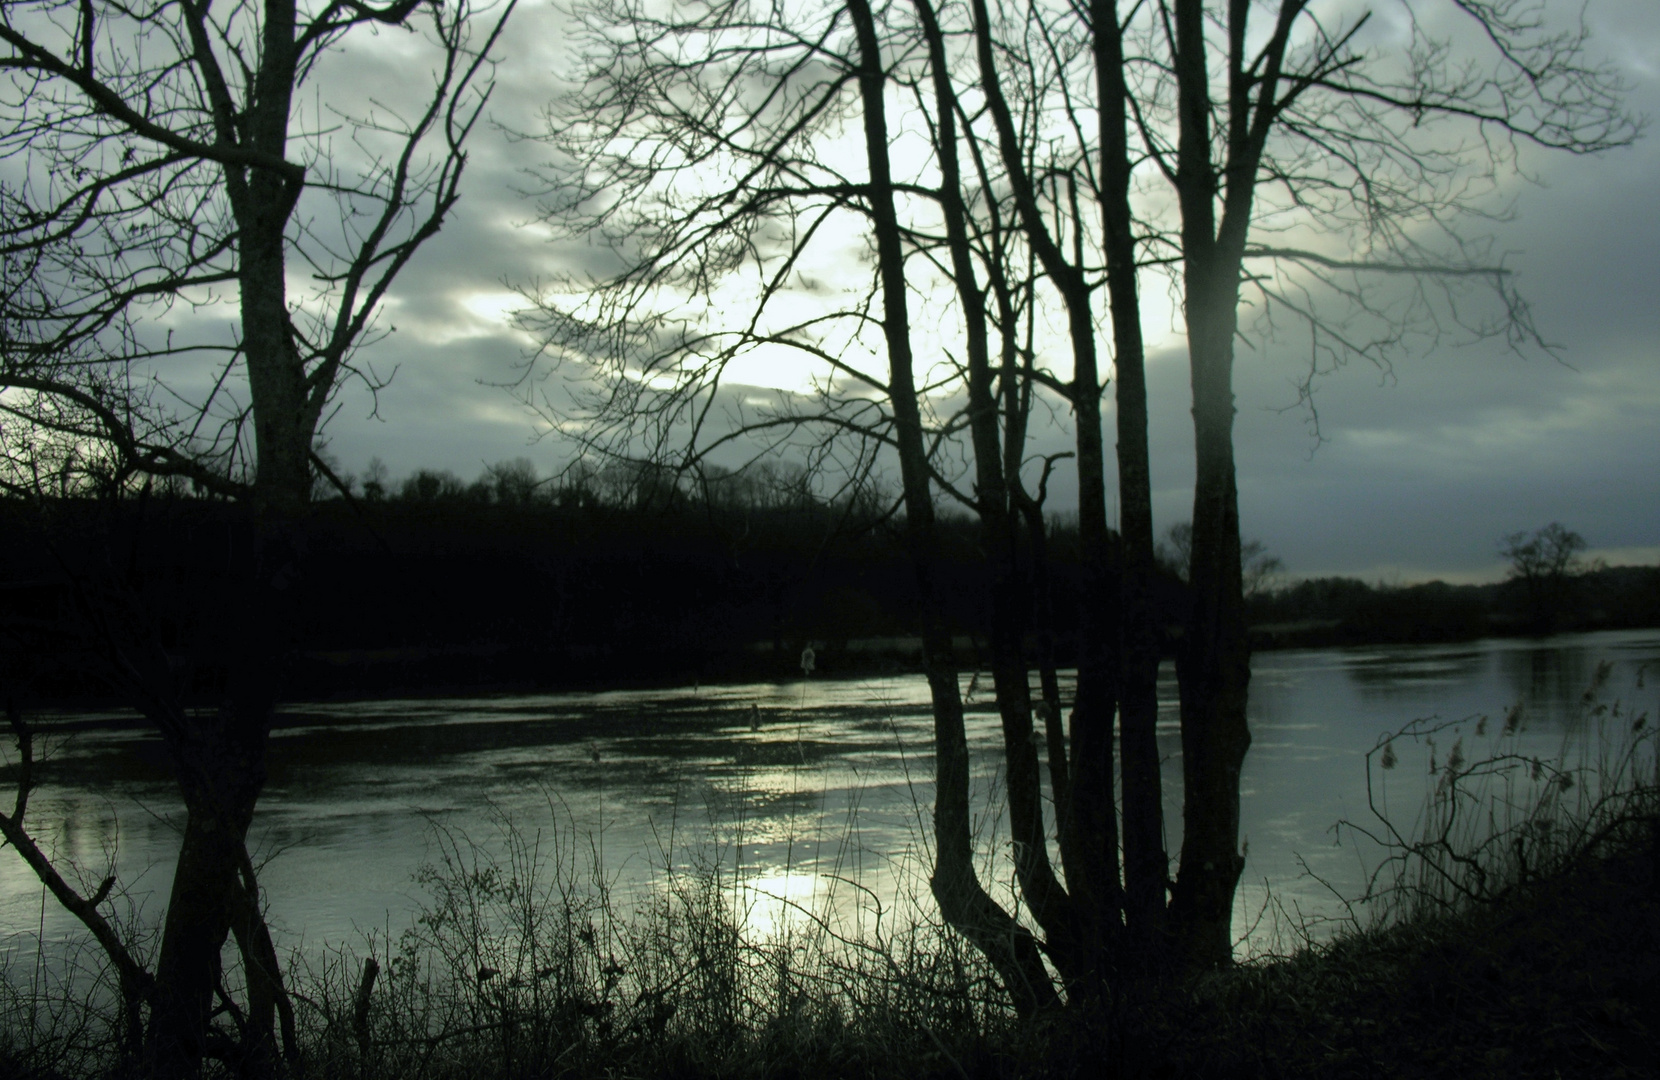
2, 629, 1656, 963
1343, 647, 1488, 698
1498, 639, 1602, 715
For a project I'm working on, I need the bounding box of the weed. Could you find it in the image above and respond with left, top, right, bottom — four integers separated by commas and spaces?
281, 794, 1012, 1080
1332, 662, 1658, 924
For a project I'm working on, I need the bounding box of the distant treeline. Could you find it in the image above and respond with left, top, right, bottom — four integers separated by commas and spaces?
317, 454, 876, 515
0, 483, 1101, 701
1246, 566, 1660, 649
3, 470, 1655, 702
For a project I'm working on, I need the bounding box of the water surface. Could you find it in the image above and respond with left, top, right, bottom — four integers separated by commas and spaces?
3, 629, 1655, 959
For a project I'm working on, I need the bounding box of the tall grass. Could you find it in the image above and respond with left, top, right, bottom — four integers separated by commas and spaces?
1142, 665, 1660, 1080
1, 930, 136, 1078
284, 796, 1014, 1080
0, 859, 158, 1079
1337, 660, 1658, 926
4, 783, 1016, 1080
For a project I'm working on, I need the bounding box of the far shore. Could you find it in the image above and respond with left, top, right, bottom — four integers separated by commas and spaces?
17, 622, 1657, 717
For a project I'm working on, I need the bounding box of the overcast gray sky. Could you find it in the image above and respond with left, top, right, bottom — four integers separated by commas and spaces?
315, 0, 1659, 585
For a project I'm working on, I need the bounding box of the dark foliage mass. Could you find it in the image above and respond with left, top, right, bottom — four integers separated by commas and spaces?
0, 483, 1092, 702
5, 479, 1653, 707
1248, 566, 1660, 649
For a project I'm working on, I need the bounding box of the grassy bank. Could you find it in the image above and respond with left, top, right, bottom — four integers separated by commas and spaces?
4, 685, 1656, 1080
1116, 828, 1658, 1079
1127, 677, 1660, 1080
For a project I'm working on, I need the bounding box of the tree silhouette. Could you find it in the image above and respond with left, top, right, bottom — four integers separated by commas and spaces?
1150, 0, 1636, 966
0, 1, 514, 1072
1503, 522, 1591, 635
520, 0, 1635, 1005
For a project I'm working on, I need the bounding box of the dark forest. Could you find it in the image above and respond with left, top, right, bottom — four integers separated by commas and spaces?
6, 476, 1654, 705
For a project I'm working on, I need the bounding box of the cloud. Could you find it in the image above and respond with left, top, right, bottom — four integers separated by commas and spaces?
318, 0, 1660, 581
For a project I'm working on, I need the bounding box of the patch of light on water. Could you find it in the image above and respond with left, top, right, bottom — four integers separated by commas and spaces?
734, 867, 830, 937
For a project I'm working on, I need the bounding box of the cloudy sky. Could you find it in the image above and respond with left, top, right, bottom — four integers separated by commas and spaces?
312, 0, 1660, 585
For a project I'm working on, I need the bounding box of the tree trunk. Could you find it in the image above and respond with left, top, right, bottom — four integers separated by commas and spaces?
1160, 0, 1311, 971
1169, 289, 1251, 968
1019, 500, 1074, 882
913, 0, 1079, 978
849, 0, 1057, 1015
1093, 0, 1166, 955
146, 10, 312, 1062
148, 13, 308, 1052
234, 0, 310, 515
145, 522, 290, 1076
146, 792, 261, 1076
968, 0, 1122, 977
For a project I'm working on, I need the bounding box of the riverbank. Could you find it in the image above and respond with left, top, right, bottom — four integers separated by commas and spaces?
5, 818, 1652, 1079
290, 808, 1660, 1080
282, 618, 1655, 704
1114, 834, 1660, 1079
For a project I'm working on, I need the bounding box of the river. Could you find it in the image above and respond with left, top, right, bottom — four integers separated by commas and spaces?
3, 628, 1656, 963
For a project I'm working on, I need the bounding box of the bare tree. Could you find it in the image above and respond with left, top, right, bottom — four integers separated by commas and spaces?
524, 0, 1109, 1008
846, 0, 1064, 1011
961, 0, 1183, 966
1502, 521, 1590, 634
485, 456, 542, 504
1159, 522, 1282, 599
522, 0, 1634, 1008
1145, 0, 1638, 967
0, 1, 514, 1073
